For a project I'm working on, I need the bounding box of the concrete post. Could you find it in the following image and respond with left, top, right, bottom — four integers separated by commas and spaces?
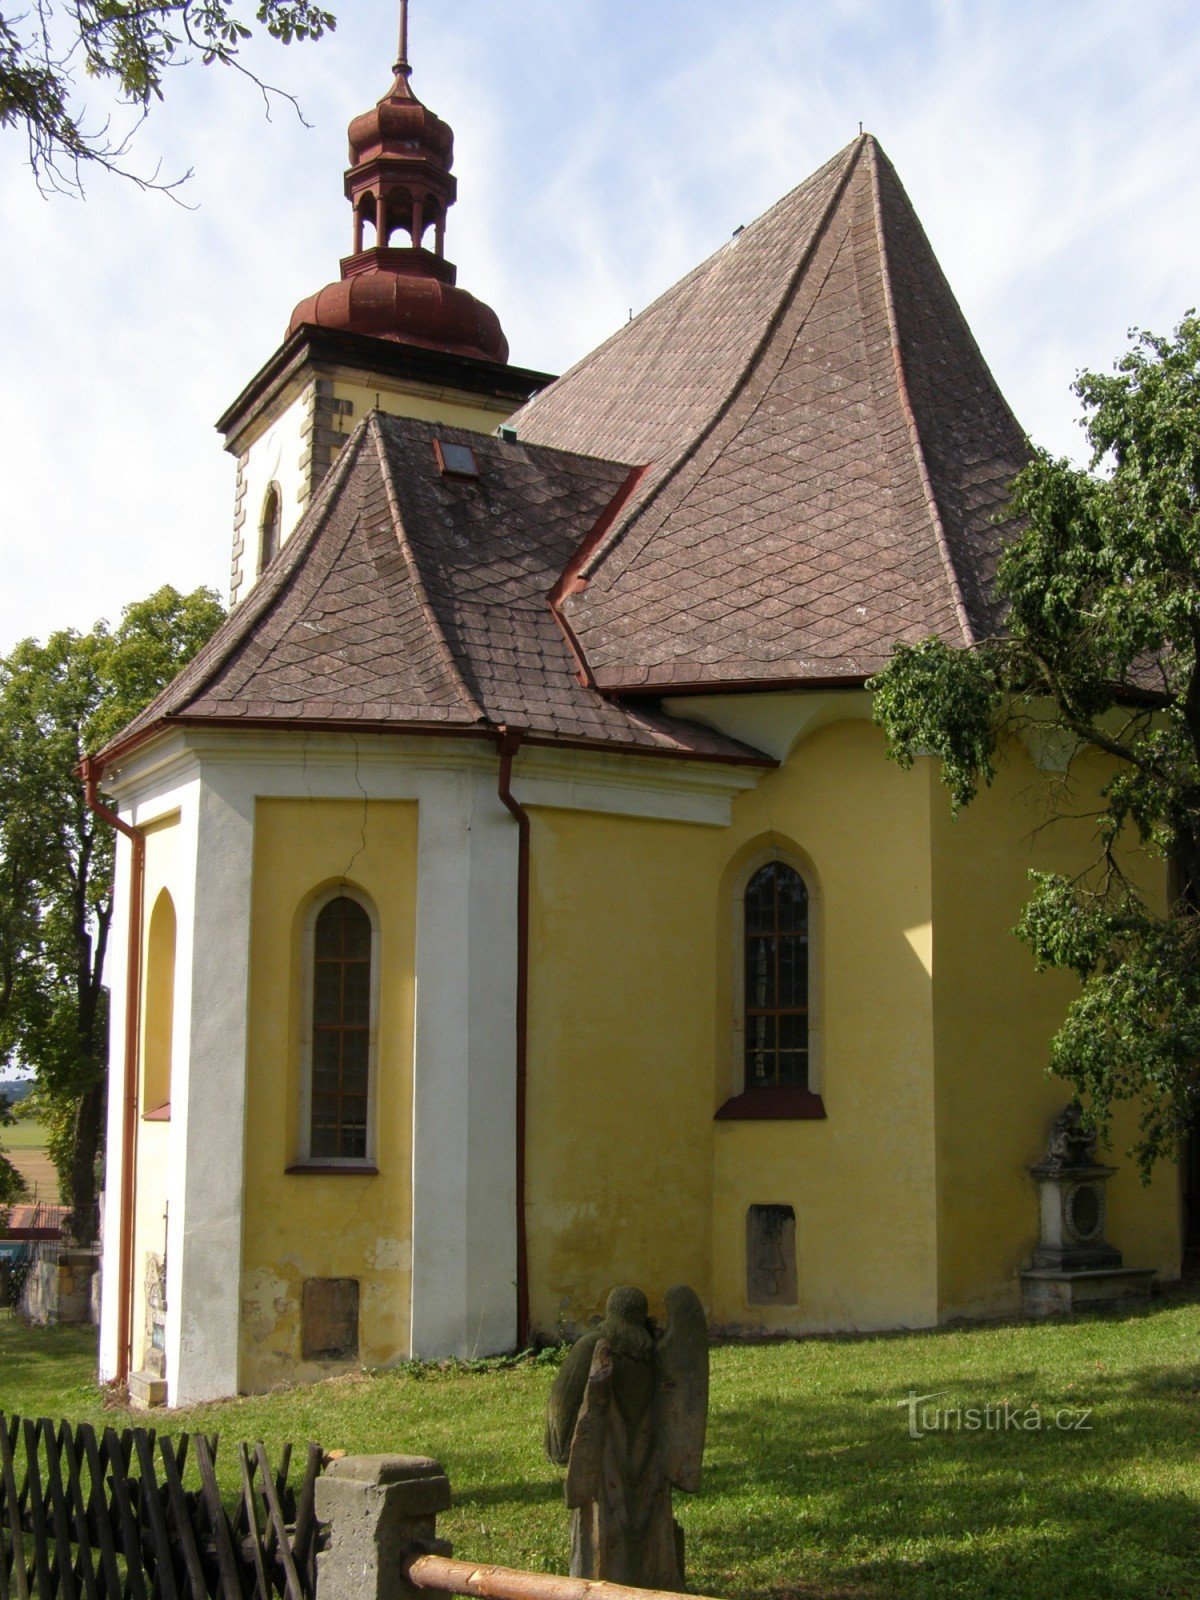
315, 1455, 453, 1600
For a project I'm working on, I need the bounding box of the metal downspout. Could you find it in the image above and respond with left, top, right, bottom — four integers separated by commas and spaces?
81, 755, 144, 1386
496, 728, 531, 1346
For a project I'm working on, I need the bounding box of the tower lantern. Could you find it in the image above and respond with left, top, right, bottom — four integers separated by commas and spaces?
286, 0, 508, 363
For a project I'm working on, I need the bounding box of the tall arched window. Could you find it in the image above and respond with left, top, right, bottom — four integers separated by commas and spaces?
258, 483, 281, 575
305, 893, 377, 1162
743, 862, 809, 1090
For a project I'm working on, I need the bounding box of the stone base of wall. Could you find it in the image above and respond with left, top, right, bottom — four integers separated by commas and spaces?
20, 1249, 100, 1326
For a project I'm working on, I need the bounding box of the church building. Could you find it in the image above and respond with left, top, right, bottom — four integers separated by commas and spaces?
94, 9, 1179, 1405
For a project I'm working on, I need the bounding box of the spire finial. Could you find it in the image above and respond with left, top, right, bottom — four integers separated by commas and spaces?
395, 0, 411, 77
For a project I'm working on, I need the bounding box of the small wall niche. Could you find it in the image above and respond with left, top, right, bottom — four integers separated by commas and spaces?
301, 1277, 360, 1360
746, 1204, 798, 1306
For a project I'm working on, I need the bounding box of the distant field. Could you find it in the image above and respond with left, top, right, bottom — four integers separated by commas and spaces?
2, 1108, 58, 1203
4, 1116, 47, 1149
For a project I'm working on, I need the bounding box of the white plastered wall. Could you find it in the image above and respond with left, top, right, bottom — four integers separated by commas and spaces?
101, 730, 763, 1396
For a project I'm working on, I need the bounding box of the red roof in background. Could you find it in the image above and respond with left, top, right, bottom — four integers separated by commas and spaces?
3, 1203, 67, 1240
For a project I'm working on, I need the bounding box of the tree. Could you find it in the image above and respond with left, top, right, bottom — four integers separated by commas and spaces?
0, 584, 225, 1242
870, 313, 1200, 1177
1, 1, 336, 194
0, 1090, 27, 1220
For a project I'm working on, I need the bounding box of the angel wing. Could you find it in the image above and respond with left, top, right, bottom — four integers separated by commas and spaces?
545, 1330, 601, 1466
653, 1284, 709, 1492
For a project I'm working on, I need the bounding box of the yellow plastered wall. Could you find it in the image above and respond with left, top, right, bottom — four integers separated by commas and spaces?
334, 378, 509, 440
711, 720, 940, 1332
525, 807, 717, 1336
525, 719, 942, 1338
241, 798, 417, 1390
132, 815, 180, 1372
929, 741, 1181, 1318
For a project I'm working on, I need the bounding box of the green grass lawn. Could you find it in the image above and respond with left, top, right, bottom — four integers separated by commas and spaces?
3, 1299, 1200, 1600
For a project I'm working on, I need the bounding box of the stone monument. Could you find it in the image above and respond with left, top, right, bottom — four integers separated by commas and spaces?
545, 1284, 709, 1588
1020, 1103, 1155, 1315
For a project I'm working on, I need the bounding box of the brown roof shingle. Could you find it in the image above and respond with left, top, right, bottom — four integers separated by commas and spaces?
102, 131, 1030, 770
100, 416, 770, 768
512, 135, 1029, 692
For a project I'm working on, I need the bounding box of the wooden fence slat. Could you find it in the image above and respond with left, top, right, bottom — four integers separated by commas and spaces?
286, 1448, 320, 1587
155, 1442, 207, 1600
74, 1430, 120, 1600
19, 1420, 52, 1593
0, 1475, 10, 1600
236, 1451, 268, 1600
54, 1428, 98, 1600
36, 1423, 76, 1600
0, 1415, 31, 1600
251, 1450, 299, 1600
192, 1437, 242, 1600
101, 1429, 149, 1600
20, 1421, 54, 1600
10, 1419, 31, 1530
130, 1435, 177, 1600
271, 1447, 291, 1540
0, 1420, 320, 1600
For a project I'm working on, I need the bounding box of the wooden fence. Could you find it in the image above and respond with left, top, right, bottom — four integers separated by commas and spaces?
0, 1415, 324, 1600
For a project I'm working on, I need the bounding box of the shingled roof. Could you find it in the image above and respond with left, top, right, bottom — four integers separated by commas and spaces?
101, 131, 1031, 771
100, 414, 769, 768
513, 134, 1030, 691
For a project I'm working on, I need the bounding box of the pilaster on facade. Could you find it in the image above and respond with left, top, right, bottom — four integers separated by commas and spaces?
171, 772, 256, 1404
298, 377, 354, 507
229, 452, 250, 606
410, 772, 520, 1359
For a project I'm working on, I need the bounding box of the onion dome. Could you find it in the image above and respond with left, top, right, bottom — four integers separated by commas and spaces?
287, 2, 509, 364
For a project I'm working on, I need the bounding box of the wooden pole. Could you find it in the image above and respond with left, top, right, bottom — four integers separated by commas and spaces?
404, 1554, 725, 1600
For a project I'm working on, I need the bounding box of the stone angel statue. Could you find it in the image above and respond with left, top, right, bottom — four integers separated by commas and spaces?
545, 1284, 709, 1587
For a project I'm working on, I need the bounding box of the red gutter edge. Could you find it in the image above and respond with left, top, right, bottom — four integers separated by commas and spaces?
80, 755, 143, 1387
548, 465, 649, 689
495, 727, 531, 1348
549, 463, 650, 606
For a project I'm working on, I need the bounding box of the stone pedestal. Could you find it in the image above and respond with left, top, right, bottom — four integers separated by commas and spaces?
128, 1370, 169, 1408
20, 1248, 99, 1326
315, 1455, 452, 1600
1020, 1106, 1154, 1316
1021, 1264, 1155, 1315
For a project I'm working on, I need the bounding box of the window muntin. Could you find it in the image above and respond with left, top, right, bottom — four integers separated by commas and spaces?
309, 895, 373, 1160
744, 862, 809, 1090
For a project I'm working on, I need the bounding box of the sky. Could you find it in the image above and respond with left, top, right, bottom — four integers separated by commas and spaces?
1, 0, 1198, 653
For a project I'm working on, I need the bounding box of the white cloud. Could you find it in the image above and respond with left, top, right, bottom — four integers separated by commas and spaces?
2, 0, 1198, 649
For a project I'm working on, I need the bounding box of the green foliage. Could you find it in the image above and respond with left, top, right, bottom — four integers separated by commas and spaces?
871, 314, 1200, 1175
0, 585, 224, 1239
0, 2, 336, 194
0, 1090, 28, 1217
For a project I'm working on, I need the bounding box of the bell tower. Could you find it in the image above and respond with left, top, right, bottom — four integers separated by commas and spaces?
218, 0, 552, 605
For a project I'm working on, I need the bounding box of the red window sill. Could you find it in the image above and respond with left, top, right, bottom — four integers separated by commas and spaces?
285, 1163, 379, 1176
142, 1104, 171, 1122
715, 1087, 827, 1121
